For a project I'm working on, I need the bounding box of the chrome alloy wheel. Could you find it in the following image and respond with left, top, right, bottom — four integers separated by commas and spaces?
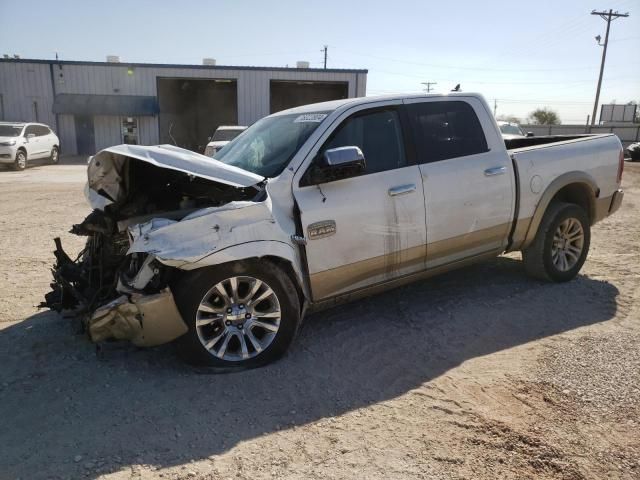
551, 217, 584, 272
195, 276, 281, 361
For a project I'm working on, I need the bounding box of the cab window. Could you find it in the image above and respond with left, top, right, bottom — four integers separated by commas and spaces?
407, 101, 488, 163
321, 108, 407, 175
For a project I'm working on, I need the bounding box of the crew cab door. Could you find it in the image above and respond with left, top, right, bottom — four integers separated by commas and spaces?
403, 97, 515, 268
293, 104, 427, 300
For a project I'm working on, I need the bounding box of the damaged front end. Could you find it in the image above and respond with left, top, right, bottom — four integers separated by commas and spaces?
45, 232, 184, 347
42, 144, 265, 346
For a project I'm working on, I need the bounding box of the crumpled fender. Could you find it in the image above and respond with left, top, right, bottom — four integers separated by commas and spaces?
127, 199, 283, 265
125, 197, 307, 294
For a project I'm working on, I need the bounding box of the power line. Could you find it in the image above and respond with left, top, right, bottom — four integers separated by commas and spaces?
590, 8, 630, 125
497, 98, 593, 105
222, 50, 319, 58
337, 48, 606, 72
368, 68, 636, 85
608, 36, 640, 43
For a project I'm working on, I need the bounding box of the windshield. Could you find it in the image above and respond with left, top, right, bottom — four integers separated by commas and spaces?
0, 125, 23, 137
214, 112, 328, 177
499, 124, 524, 136
212, 128, 245, 142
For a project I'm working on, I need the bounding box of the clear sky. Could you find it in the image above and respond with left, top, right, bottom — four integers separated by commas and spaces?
1, 0, 638, 124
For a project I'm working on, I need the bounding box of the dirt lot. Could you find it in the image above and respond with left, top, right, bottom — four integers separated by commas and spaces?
0, 160, 638, 480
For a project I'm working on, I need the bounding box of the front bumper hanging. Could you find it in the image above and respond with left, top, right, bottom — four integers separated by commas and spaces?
89, 288, 188, 347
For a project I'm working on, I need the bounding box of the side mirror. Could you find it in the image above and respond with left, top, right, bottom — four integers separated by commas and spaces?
207, 136, 212, 141
526, 132, 534, 137
313, 146, 366, 184
26, 133, 35, 140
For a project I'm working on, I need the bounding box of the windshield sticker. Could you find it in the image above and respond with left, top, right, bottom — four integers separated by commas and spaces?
294, 113, 327, 123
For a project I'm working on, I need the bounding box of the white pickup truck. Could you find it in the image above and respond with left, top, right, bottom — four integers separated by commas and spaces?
44, 93, 625, 370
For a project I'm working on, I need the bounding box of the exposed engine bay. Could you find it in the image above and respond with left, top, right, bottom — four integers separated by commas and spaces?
42, 144, 267, 346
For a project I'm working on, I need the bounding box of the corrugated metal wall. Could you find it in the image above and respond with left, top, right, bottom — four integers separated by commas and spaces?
139, 116, 159, 145
94, 116, 122, 151
0, 62, 56, 127
0, 60, 366, 155
57, 114, 76, 153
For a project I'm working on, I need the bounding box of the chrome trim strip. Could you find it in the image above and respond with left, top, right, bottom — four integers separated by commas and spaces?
388, 184, 417, 196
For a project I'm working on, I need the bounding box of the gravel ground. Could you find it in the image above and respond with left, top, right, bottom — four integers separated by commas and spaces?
0, 161, 638, 480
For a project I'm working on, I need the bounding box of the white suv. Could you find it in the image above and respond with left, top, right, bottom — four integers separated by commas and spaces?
0, 122, 60, 170
204, 125, 247, 157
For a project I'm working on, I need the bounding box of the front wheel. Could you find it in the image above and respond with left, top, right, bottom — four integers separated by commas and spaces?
50, 146, 59, 164
14, 150, 27, 171
173, 261, 301, 369
522, 202, 591, 282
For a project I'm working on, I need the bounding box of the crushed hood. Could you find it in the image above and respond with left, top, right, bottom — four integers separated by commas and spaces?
88, 144, 263, 204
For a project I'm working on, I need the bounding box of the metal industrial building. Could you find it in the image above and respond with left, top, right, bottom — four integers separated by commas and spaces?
0, 58, 367, 155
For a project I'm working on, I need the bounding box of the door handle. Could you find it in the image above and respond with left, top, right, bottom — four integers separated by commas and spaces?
484, 166, 507, 176
388, 184, 416, 196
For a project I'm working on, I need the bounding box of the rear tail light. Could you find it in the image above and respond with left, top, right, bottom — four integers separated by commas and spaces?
617, 148, 624, 184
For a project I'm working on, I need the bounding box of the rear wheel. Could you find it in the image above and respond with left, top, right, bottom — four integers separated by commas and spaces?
522, 202, 590, 282
173, 261, 301, 369
14, 150, 27, 171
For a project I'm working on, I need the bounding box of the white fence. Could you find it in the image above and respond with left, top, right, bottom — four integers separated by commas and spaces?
521, 124, 640, 148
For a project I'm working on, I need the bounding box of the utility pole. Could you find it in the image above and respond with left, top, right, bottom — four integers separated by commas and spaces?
322, 45, 328, 69
421, 81, 437, 93
590, 9, 629, 125
494, 99, 498, 117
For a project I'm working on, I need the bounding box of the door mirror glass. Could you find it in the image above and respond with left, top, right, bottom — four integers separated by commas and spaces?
526, 131, 534, 137
312, 146, 366, 184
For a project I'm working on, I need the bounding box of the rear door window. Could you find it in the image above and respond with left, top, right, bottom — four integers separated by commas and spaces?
35, 125, 51, 136
24, 125, 38, 137
407, 101, 488, 162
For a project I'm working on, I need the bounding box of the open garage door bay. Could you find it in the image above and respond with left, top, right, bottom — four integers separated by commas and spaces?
158, 78, 238, 153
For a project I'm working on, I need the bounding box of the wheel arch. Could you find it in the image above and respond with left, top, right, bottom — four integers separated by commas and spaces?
522, 171, 597, 250
180, 240, 311, 309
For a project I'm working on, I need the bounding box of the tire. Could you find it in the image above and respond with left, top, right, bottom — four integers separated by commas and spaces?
172, 260, 301, 370
50, 146, 59, 164
14, 149, 27, 171
522, 202, 590, 282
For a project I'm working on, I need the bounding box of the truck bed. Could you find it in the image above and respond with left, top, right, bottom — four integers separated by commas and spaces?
505, 132, 623, 251
504, 134, 599, 151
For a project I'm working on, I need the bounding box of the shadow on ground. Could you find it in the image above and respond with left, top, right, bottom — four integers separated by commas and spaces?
0, 257, 619, 478
0, 154, 88, 171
